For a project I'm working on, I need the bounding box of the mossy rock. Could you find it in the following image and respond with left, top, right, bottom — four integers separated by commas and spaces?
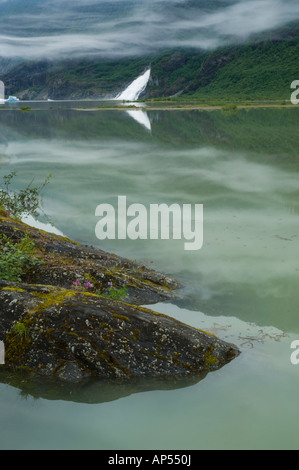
0, 214, 180, 305
0, 215, 240, 393
0, 280, 240, 383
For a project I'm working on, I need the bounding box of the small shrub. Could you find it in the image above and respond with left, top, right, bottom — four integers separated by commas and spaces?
0, 171, 52, 219
11, 321, 28, 339
97, 281, 128, 301
0, 234, 42, 282
72, 279, 128, 301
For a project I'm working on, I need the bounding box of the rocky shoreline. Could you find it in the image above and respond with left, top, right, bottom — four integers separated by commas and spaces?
0, 212, 240, 385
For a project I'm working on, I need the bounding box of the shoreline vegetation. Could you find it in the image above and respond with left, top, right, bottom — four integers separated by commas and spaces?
0, 177, 240, 389
0, 99, 297, 113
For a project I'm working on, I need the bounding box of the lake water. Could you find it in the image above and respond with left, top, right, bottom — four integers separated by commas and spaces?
0, 102, 299, 450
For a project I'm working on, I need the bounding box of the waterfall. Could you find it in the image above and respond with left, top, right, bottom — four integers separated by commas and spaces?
116, 68, 151, 101
113, 68, 152, 131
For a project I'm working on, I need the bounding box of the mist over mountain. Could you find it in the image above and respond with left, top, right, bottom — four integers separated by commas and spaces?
0, 1, 298, 101
0, 0, 298, 60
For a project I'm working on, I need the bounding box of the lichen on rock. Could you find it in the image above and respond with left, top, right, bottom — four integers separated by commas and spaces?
0, 213, 180, 305
0, 279, 240, 383
0, 215, 240, 387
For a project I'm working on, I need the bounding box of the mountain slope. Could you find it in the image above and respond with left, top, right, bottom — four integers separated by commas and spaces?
1, 23, 298, 102
148, 24, 299, 101
0, 57, 152, 100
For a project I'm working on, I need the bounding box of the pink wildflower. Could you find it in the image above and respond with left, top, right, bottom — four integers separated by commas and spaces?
84, 281, 93, 289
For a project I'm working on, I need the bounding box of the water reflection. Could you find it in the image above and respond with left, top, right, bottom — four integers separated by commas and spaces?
0, 106, 298, 334
0, 105, 299, 450
0, 370, 207, 404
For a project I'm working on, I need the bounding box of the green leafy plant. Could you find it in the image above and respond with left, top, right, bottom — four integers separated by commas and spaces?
0, 234, 42, 282
0, 171, 52, 219
97, 281, 128, 301
11, 321, 28, 339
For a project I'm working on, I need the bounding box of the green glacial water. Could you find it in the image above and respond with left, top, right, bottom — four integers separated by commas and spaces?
0, 102, 299, 449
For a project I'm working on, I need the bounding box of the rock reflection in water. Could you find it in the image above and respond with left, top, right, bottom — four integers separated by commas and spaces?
0, 370, 207, 404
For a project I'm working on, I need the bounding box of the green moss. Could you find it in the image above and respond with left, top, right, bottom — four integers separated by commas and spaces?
197, 328, 217, 338
29, 288, 77, 314
84, 273, 101, 289
127, 273, 172, 292
172, 351, 182, 365
112, 313, 131, 323
67, 331, 80, 338
131, 328, 141, 341
11, 321, 28, 338
45, 232, 82, 245
123, 303, 168, 317
204, 347, 219, 367
1, 286, 25, 292
81, 291, 101, 299
98, 349, 131, 377
0, 207, 10, 218
145, 348, 169, 362
5, 321, 31, 364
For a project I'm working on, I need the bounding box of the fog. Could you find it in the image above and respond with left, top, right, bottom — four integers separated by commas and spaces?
0, 0, 298, 59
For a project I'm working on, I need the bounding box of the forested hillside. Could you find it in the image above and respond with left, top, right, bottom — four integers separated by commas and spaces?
1, 22, 298, 102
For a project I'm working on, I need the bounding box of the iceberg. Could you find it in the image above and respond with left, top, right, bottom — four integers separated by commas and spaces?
0, 81, 19, 102
6, 96, 19, 102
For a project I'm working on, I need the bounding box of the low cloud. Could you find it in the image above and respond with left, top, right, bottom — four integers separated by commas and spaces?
0, 0, 298, 59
